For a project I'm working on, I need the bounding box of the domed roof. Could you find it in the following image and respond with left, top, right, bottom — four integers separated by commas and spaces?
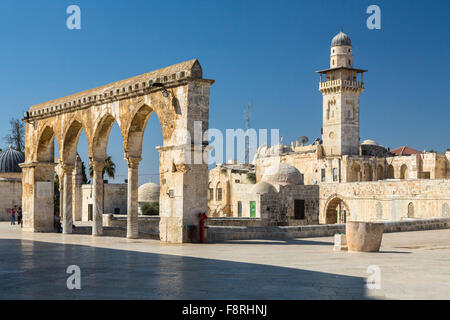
138, 182, 160, 203
251, 181, 277, 194
0, 147, 24, 173
361, 139, 378, 146
261, 163, 303, 186
331, 30, 352, 47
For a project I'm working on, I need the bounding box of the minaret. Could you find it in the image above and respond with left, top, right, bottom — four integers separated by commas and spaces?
317, 30, 366, 156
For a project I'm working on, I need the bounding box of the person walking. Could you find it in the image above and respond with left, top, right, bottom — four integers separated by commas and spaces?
10, 206, 16, 225
17, 207, 23, 227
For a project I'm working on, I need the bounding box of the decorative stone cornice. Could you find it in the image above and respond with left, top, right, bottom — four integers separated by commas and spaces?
19, 162, 57, 169
319, 79, 364, 94
25, 59, 214, 122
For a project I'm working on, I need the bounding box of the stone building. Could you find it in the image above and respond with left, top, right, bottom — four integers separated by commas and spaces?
208, 161, 255, 217
0, 147, 23, 220
80, 183, 128, 220
209, 30, 450, 225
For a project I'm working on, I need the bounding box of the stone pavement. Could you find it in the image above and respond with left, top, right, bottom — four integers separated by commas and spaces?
0, 222, 449, 299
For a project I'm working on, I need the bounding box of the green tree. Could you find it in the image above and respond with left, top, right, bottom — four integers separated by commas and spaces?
79, 156, 90, 184
141, 201, 159, 216
89, 155, 116, 180
247, 172, 256, 184
4, 118, 25, 152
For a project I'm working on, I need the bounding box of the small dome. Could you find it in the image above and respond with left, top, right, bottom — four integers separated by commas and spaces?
138, 182, 160, 203
0, 147, 24, 173
251, 181, 276, 194
331, 30, 352, 47
262, 163, 303, 185
361, 139, 378, 146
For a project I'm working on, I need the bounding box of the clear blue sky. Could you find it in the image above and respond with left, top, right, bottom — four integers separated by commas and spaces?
1, 0, 449, 184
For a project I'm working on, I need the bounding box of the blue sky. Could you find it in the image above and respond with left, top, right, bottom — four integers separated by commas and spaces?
1, 0, 449, 184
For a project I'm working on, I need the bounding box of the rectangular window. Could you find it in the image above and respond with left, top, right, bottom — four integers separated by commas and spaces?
217, 188, 223, 201
208, 188, 214, 201
333, 168, 338, 182
321, 169, 326, 182
237, 201, 242, 217
294, 200, 305, 220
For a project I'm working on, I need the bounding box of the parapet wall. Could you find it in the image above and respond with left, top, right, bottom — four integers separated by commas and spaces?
319, 179, 450, 223
206, 218, 450, 242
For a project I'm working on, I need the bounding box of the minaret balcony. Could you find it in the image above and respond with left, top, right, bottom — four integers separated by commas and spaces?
319, 79, 364, 90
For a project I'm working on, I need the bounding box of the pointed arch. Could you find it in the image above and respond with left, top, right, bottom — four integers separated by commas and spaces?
400, 164, 408, 180
363, 163, 373, 181
124, 103, 159, 159
387, 164, 394, 179
324, 195, 350, 224
91, 113, 122, 161
37, 125, 59, 162
376, 164, 384, 180
61, 119, 89, 165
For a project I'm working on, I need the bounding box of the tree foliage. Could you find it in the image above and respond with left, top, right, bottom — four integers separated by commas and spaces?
89, 155, 116, 180
141, 201, 159, 216
4, 118, 25, 152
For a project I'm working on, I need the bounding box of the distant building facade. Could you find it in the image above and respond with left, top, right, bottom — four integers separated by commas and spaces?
208, 30, 450, 225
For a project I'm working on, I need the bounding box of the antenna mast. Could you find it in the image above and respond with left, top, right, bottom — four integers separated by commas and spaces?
245, 104, 251, 163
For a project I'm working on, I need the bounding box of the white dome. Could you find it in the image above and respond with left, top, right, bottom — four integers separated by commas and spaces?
251, 181, 277, 194
361, 139, 378, 146
138, 182, 160, 203
262, 163, 303, 185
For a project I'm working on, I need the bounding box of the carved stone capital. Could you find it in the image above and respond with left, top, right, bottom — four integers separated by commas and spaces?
90, 160, 105, 172
60, 163, 74, 174
125, 157, 142, 169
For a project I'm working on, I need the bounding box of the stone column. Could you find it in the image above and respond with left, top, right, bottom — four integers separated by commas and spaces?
91, 160, 104, 236
19, 162, 56, 232
126, 157, 141, 239
59, 176, 63, 218
158, 144, 209, 243
62, 165, 74, 234
72, 155, 83, 221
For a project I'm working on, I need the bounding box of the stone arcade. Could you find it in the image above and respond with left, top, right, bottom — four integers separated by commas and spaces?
21, 60, 214, 243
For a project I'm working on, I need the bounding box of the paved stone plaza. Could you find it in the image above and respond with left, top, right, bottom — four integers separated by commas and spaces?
0, 222, 449, 299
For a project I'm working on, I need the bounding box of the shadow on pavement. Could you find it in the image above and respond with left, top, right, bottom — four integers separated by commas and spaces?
0, 239, 368, 299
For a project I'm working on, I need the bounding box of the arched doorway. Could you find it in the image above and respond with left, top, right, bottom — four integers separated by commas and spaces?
400, 164, 408, 180
363, 163, 373, 181
407, 202, 414, 218
325, 197, 349, 224
386, 165, 394, 179
349, 163, 361, 182
376, 165, 384, 180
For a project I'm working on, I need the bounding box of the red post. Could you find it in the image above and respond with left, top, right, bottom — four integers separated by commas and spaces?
198, 212, 207, 243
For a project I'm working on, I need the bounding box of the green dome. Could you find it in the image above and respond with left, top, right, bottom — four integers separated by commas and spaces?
331, 30, 352, 47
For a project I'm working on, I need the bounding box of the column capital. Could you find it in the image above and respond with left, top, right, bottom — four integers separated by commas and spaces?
125, 156, 142, 169
60, 163, 75, 174
90, 160, 105, 172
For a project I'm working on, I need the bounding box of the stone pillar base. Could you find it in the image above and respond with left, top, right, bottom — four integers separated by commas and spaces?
333, 233, 348, 251
159, 217, 200, 243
